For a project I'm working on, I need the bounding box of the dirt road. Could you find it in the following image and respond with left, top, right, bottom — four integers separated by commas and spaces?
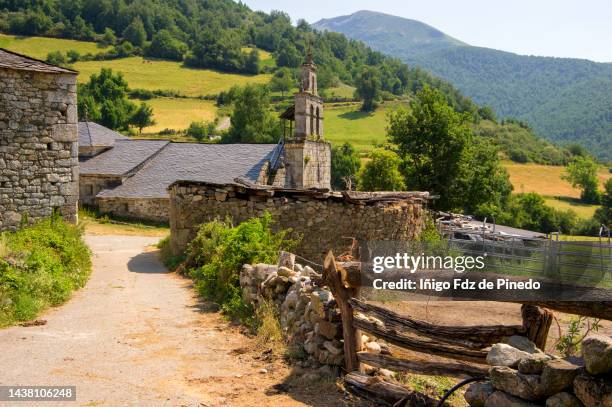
0, 235, 344, 407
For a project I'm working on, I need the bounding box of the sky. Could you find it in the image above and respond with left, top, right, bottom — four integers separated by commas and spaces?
242, 0, 612, 62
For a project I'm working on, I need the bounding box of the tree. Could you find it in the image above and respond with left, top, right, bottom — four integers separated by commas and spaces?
244, 49, 260, 74
122, 17, 146, 47
355, 67, 381, 111
223, 84, 281, 143
275, 42, 301, 68
562, 156, 601, 203
359, 149, 405, 191
387, 86, 472, 210
130, 103, 155, 134
101, 27, 116, 45
46, 51, 67, 67
66, 50, 80, 63
269, 68, 294, 98
146, 30, 187, 61
331, 143, 361, 190
594, 179, 612, 226
77, 68, 139, 131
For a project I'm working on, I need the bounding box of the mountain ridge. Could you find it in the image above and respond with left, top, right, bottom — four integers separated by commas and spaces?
314, 10, 612, 161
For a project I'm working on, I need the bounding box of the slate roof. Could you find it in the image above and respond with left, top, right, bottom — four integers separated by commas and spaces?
78, 122, 128, 148
80, 139, 169, 176
97, 143, 277, 199
0, 48, 77, 74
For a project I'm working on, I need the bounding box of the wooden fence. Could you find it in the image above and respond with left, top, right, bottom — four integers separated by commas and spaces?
322, 251, 611, 406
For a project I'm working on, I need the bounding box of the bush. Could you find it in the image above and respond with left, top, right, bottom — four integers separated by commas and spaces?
186, 121, 216, 141
185, 213, 297, 322
0, 216, 92, 326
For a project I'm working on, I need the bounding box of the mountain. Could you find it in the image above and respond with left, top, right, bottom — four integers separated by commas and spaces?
314, 10, 612, 161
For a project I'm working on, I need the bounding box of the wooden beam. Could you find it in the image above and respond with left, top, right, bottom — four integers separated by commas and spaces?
522, 305, 553, 350
344, 372, 443, 407
323, 251, 362, 372
350, 298, 524, 348
357, 352, 488, 379
353, 317, 488, 364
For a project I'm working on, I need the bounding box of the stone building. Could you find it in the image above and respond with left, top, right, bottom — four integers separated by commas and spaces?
80, 53, 332, 222
0, 49, 79, 231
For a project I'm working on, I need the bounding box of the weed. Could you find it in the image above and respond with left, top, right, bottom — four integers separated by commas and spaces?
554, 315, 601, 357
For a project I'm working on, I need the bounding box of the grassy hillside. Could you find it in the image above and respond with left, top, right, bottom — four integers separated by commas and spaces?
73, 57, 271, 97
144, 98, 217, 133
314, 10, 612, 161
0, 33, 110, 59
324, 102, 393, 152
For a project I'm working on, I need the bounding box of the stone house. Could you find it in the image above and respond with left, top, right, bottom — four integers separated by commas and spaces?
80, 53, 332, 222
0, 49, 79, 231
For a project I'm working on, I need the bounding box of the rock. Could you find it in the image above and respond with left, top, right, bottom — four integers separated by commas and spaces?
323, 341, 343, 356
582, 335, 612, 376
539, 359, 582, 397
487, 343, 532, 368
490, 366, 541, 400
259, 368, 268, 374
508, 336, 541, 354
315, 320, 339, 340
278, 266, 297, 278
365, 342, 381, 354
303, 265, 316, 276
484, 391, 542, 407
545, 392, 583, 407
465, 381, 495, 407
519, 353, 553, 375
278, 251, 295, 270
573, 374, 612, 407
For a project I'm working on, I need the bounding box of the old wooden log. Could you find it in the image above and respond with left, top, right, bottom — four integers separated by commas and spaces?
350, 298, 525, 348
344, 372, 443, 407
353, 317, 488, 364
522, 304, 553, 350
519, 302, 612, 321
357, 352, 488, 378
323, 251, 362, 372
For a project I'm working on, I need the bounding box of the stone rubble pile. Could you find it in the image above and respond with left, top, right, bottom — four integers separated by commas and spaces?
465, 334, 612, 407
240, 253, 385, 369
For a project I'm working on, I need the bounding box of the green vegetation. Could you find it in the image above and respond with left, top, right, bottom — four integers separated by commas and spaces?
562, 156, 601, 204
331, 143, 361, 190
79, 207, 169, 237
0, 217, 92, 327
184, 213, 297, 322
355, 67, 381, 111
359, 149, 405, 191
0, 33, 110, 60
223, 84, 281, 143
144, 98, 217, 134
324, 103, 391, 152
73, 57, 272, 97
315, 10, 612, 161
78, 68, 153, 132
595, 179, 612, 227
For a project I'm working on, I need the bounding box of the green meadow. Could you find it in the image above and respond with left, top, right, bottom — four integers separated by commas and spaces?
0, 33, 110, 60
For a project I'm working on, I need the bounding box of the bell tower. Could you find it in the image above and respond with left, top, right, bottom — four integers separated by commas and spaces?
280, 51, 331, 190
293, 52, 323, 140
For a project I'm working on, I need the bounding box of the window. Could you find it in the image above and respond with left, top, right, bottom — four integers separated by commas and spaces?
310, 105, 314, 135
316, 107, 320, 136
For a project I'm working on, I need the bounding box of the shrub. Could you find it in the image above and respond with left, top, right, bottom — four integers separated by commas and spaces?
0, 216, 92, 326
186, 121, 216, 141
185, 213, 297, 322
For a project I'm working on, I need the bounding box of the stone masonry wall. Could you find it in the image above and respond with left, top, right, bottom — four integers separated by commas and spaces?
169, 182, 427, 261
97, 197, 169, 223
283, 140, 331, 190
0, 67, 78, 230
79, 174, 122, 207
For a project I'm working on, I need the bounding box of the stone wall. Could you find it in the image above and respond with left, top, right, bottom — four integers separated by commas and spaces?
79, 174, 122, 206
284, 140, 331, 190
465, 335, 612, 407
97, 197, 169, 223
0, 67, 78, 230
169, 181, 428, 260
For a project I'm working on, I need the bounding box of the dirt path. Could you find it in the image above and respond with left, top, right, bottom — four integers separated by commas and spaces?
0, 235, 345, 407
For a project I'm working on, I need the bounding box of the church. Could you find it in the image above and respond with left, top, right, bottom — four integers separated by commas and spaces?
79, 53, 331, 222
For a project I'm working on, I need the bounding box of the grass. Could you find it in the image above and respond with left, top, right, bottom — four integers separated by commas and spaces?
0, 33, 110, 60
242, 47, 275, 69
324, 102, 397, 153
544, 197, 600, 219
73, 56, 272, 97
396, 372, 465, 406
326, 83, 356, 99
504, 162, 611, 199
79, 208, 169, 237
142, 97, 218, 133
0, 216, 92, 327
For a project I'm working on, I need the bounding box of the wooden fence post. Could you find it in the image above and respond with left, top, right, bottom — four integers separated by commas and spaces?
521, 304, 553, 351
323, 250, 362, 372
